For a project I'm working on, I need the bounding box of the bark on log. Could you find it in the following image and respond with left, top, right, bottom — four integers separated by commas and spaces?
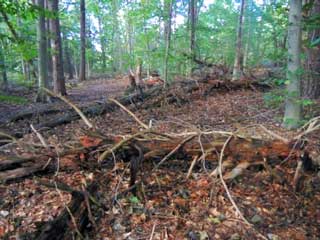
0, 86, 163, 146
36, 182, 99, 240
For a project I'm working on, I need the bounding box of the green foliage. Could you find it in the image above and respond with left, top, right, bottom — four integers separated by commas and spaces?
129, 196, 140, 204
264, 89, 285, 108
0, 94, 28, 104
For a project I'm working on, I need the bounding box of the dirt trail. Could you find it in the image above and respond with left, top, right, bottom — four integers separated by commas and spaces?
0, 77, 128, 137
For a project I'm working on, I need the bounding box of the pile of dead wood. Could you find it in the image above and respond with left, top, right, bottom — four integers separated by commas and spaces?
0, 121, 318, 239
1, 88, 319, 239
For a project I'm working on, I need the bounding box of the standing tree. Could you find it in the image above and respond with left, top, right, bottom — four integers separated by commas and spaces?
303, 0, 320, 99
79, 0, 86, 81
283, 0, 302, 129
45, 0, 53, 85
188, 0, 197, 76
232, 0, 245, 81
36, 0, 50, 102
163, 0, 174, 85
98, 16, 107, 71
189, 0, 196, 61
48, 0, 66, 95
0, 41, 8, 90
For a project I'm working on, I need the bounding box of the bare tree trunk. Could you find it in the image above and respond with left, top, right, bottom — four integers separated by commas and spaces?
79, 0, 86, 81
232, 0, 245, 81
163, 0, 174, 86
0, 42, 8, 90
302, 0, 320, 99
98, 16, 107, 71
45, 0, 53, 86
62, 34, 74, 80
111, 0, 122, 73
243, 0, 252, 71
283, 0, 302, 129
189, 0, 196, 63
36, 0, 50, 102
48, 0, 66, 95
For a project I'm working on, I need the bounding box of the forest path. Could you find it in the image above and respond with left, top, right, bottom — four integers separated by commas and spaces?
0, 76, 128, 138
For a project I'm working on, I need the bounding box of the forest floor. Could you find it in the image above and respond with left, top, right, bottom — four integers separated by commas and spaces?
0, 75, 319, 240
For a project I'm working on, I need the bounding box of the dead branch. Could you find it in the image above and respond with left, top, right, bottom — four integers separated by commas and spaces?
44, 88, 94, 129
109, 98, 149, 129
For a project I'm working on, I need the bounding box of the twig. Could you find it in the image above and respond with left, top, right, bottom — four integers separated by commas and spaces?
218, 135, 268, 240
0, 131, 16, 142
186, 155, 199, 179
149, 223, 156, 240
293, 160, 303, 192
259, 125, 289, 143
217, 135, 251, 224
152, 135, 195, 171
43, 88, 93, 129
82, 185, 97, 229
98, 130, 147, 162
110, 98, 149, 129
30, 124, 49, 149
295, 116, 320, 139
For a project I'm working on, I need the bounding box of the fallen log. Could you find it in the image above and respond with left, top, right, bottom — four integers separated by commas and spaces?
1, 107, 62, 124
0, 85, 163, 146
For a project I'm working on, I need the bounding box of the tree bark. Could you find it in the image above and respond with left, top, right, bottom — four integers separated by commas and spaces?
163, 0, 174, 86
63, 34, 74, 80
232, 0, 246, 81
36, 0, 50, 102
45, 0, 53, 86
98, 16, 107, 71
302, 0, 320, 99
79, 0, 86, 81
283, 0, 302, 129
48, 0, 66, 95
189, 0, 196, 63
0, 43, 8, 90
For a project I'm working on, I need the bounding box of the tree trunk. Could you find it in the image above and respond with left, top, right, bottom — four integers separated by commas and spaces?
189, 0, 196, 76
111, 0, 121, 73
45, 0, 53, 87
0, 42, 8, 90
79, 0, 86, 81
163, 0, 174, 86
48, 0, 66, 95
63, 34, 74, 80
98, 16, 107, 71
302, 0, 320, 99
283, 0, 302, 129
36, 0, 50, 102
232, 0, 246, 81
243, 0, 252, 71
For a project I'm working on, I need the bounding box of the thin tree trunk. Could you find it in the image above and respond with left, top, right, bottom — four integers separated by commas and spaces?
0, 43, 8, 90
163, 0, 174, 86
243, 0, 252, 71
189, 0, 196, 76
48, 0, 66, 95
232, 0, 246, 81
45, 0, 53, 86
63, 34, 74, 80
283, 0, 302, 129
79, 0, 86, 81
98, 16, 107, 71
36, 0, 50, 102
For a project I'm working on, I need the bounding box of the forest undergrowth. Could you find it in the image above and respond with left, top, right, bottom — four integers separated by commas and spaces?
0, 75, 319, 240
